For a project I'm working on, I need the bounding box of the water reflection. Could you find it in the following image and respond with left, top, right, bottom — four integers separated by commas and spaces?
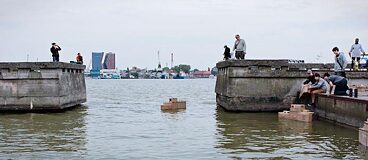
161, 109, 186, 121
215, 107, 365, 159
0, 106, 87, 158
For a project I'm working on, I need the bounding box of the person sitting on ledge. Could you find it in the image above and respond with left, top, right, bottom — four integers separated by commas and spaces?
323, 73, 349, 95
76, 53, 83, 64
304, 70, 316, 85
299, 70, 316, 98
308, 73, 328, 107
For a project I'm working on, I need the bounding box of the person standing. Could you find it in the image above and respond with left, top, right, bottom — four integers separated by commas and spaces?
233, 34, 246, 60
349, 38, 366, 70
332, 47, 348, 78
76, 53, 83, 64
223, 45, 231, 60
50, 43, 61, 62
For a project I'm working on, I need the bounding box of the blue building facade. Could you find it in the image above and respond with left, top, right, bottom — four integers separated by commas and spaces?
91, 52, 104, 78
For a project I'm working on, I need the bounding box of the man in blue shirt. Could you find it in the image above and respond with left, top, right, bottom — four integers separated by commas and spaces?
323, 73, 349, 95
332, 47, 348, 78
308, 73, 328, 106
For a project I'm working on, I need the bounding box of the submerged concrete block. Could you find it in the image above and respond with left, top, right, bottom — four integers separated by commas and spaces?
161, 98, 186, 110
279, 104, 313, 122
359, 120, 368, 147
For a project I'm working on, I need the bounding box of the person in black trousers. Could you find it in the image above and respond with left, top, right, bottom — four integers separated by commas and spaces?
223, 45, 231, 60
50, 43, 61, 62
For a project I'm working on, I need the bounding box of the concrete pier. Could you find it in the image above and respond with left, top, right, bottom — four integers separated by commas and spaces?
0, 62, 86, 111
215, 59, 368, 112
315, 94, 368, 128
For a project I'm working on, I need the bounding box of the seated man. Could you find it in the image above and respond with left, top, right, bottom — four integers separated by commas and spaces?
299, 70, 316, 98
308, 73, 328, 106
323, 73, 349, 95
76, 53, 83, 64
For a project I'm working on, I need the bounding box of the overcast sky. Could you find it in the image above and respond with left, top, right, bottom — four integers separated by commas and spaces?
1, 0, 367, 70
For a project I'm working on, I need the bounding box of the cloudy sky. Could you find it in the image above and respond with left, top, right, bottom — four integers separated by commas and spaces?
1, 0, 367, 70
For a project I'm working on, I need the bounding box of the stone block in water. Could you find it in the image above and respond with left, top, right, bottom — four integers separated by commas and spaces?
278, 104, 313, 122
359, 120, 368, 147
161, 98, 186, 110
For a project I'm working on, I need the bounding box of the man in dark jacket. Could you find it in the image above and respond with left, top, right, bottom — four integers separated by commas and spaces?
223, 45, 231, 60
323, 73, 349, 95
303, 70, 316, 85
50, 43, 61, 62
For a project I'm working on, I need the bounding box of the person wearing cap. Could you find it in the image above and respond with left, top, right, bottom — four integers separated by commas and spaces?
308, 73, 328, 106
349, 38, 366, 70
50, 43, 61, 62
233, 34, 246, 60
323, 73, 349, 95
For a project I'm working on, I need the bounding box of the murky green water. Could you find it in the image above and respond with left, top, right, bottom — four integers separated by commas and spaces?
0, 79, 367, 159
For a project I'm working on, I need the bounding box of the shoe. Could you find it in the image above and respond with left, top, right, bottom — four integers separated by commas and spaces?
307, 103, 315, 107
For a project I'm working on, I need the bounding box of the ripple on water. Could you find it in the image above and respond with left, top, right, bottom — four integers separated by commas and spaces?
0, 79, 367, 159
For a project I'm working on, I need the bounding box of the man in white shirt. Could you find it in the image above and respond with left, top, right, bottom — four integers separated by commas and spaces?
349, 38, 366, 70
233, 34, 246, 60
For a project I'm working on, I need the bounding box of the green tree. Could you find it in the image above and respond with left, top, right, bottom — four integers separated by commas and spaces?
162, 67, 170, 71
172, 64, 191, 73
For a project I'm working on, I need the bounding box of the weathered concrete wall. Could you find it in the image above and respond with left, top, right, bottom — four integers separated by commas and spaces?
0, 62, 86, 111
216, 59, 368, 112
315, 94, 368, 128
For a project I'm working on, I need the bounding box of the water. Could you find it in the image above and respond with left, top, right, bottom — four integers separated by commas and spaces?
0, 79, 367, 159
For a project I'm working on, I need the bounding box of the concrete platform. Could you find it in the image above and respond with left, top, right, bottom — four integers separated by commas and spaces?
215, 59, 368, 112
315, 93, 368, 128
161, 98, 186, 110
278, 104, 313, 122
0, 62, 86, 111
359, 119, 368, 147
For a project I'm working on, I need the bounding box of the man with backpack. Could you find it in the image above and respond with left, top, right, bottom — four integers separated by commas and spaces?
332, 47, 348, 77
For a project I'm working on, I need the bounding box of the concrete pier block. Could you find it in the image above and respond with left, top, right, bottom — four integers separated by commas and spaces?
0, 62, 86, 111
278, 104, 313, 122
161, 98, 186, 110
359, 120, 368, 147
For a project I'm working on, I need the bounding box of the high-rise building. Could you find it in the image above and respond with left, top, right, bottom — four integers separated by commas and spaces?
91, 52, 104, 77
103, 52, 116, 69
92, 52, 104, 70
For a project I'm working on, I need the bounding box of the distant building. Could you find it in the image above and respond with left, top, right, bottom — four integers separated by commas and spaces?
192, 71, 212, 78
91, 52, 104, 78
92, 52, 104, 70
103, 52, 116, 69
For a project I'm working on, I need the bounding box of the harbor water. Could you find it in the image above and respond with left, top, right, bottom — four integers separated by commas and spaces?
0, 79, 367, 159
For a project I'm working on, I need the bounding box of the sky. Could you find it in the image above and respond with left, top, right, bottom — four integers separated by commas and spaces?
0, 0, 367, 70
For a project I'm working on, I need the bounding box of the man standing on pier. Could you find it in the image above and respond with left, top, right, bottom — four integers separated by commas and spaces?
332, 47, 348, 78
349, 38, 365, 70
233, 34, 246, 60
50, 43, 61, 62
223, 45, 231, 60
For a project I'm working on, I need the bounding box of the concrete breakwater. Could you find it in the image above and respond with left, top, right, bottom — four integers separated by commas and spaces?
215, 59, 368, 112
0, 62, 86, 111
